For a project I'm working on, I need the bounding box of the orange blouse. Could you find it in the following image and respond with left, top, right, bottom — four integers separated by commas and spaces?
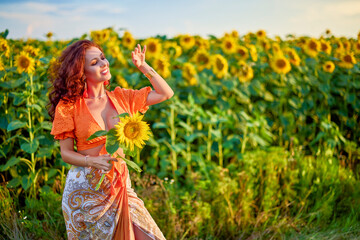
50, 86, 152, 150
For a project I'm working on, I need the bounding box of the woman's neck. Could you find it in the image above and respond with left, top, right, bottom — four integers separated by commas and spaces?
86, 82, 106, 99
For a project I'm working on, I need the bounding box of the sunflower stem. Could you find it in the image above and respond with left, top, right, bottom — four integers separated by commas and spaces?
207, 123, 212, 162
218, 122, 223, 167
170, 106, 177, 179
186, 116, 192, 173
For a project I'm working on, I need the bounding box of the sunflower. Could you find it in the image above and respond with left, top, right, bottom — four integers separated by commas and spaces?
284, 47, 301, 66
269, 54, 291, 74
153, 56, 171, 78
343, 40, 351, 51
325, 29, 331, 35
91, 29, 110, 44
179, 34, 195, 51
143, 38, 162, 59
211, 54, 228, 79
191, 49, 211, 71
323, 61, 335, 73
234, 47, 248, 63
0, 38, 10, 58
271, 42, 282, 55
221, 36, 237, 54
114, 111, 151, 152
256, 30, 267, 39
260, 39, 271, 51
336, 52, 357, 69
195, 37, 210, 49
116, 75, 129, 88
231, 30, 239, 39
182, 62, 198, 86
247, 44, 258, 62
23, 45, 40, 57
303, 38, 320, 58
236, 61, 254, 83
163, 41, 182, 58
320, 40, 332, 55
0, 58, 4, 71
353, 41, 360, 54
122, 31, 136, 50
46, 32, 53, 39
15, 51, 35, 74
333, 39, 344, 55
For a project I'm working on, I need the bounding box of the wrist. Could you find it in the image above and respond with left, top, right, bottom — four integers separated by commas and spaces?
84, 155, 92, 167
138, 62, 150, 74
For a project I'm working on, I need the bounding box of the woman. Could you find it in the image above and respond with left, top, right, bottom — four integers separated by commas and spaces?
48, 39, 173, 240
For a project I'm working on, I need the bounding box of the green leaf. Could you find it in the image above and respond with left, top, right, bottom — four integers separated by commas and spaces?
7, 177, 21, 188
115, 112, 130, 118
26, 103, 42, 113
178, 121, 192, 132
184, 132, 204, 142
7, 120, 27, 131
21, 140, 39, 153
117, 155, 142, 172
152, 122, 167, 129
105, 128, 119, 155
40, 121, 53, 130
0, 77, 26, 89
36, 147, 53, 158
39, 57, 51, 64
0, 156, 20, 171
21, 175, 32, 191
87, 130, 108, 141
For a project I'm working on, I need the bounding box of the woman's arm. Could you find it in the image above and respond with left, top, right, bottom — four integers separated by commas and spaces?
59, 138, 117, 171
132, 44, 174, 106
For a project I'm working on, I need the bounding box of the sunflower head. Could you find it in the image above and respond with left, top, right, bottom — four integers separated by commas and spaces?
211, 54, 229, 79
236, 46, 249, 61
153, 56, 171, 79
114, 111, 152, 152
15, 51, 35, 74
195, 51, 211, 71
182, 62, 198, 86
320, 40, 332, 55
122, 31, 136, 50
236, 61, 254, 83
247, 44, 258, 62
323, 61, 335, 73
354, 41, 360, 54
221, 36, 237, 54
270, 54, 291, 75
0, 38, 10, 58
46, 32, 53, 38
303, 38, 320, 58
143, 38, 162, 59
179, 34, 195, 51
256, 30, 267, 39
0, 58, 4, 71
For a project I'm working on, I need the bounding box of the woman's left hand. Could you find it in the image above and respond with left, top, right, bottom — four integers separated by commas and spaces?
132, 44, 146, 68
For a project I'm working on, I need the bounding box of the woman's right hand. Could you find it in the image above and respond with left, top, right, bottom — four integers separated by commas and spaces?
87, 154, 118, 171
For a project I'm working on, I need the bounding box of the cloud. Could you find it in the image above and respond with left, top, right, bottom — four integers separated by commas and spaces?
0, 1, 126, 39
289, 0, 360, 23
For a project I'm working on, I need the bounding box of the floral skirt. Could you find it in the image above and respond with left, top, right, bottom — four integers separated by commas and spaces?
61, 160, 166, 240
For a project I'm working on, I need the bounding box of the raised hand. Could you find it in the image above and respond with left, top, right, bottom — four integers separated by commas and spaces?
132, 44, 146, 68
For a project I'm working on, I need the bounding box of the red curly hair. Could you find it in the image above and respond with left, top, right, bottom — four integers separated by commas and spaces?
47, 40, 109, 121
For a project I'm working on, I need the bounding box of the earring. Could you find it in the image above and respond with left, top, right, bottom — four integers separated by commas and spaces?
104, 80, 110, 86
83, 81, 88, 98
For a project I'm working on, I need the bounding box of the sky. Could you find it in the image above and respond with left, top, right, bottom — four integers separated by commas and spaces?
0, 0, 359, 41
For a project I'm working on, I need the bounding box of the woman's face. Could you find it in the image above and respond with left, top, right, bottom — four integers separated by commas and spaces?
84, 46, 111, 84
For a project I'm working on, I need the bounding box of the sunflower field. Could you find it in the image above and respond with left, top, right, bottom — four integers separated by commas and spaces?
1, 27, 360, 239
